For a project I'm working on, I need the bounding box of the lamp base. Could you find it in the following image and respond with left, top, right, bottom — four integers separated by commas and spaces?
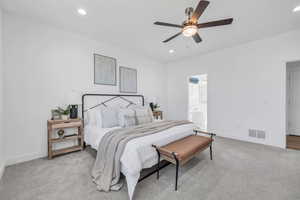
70, 105, 78, 119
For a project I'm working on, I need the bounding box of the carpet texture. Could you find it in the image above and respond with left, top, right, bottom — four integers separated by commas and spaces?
0, 137, 300, 200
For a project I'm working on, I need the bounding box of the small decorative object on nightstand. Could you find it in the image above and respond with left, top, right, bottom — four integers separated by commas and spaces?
47, 119, 84, 159
68, 90, 81, 119
153, 110, 163, 120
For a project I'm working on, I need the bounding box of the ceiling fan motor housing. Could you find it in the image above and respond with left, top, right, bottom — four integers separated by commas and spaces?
185, 7, 194, 19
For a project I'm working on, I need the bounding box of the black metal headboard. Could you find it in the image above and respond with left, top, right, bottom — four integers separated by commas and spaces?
81, 93, 144, 126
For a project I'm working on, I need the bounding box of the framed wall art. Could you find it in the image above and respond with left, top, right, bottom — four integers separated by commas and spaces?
94, 54, 117, 85
119, 66, 137, 93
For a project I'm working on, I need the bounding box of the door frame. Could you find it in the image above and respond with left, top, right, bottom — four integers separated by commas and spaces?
286, 61, 300, 136
187, 74, 208, 130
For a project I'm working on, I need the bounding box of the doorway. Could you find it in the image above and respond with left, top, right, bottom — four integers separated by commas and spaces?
188, 74, 207, 130
286, 61, 300, 150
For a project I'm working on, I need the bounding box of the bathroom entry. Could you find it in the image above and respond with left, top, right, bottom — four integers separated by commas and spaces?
286, 61, 300, 150
188, 74, 208, 130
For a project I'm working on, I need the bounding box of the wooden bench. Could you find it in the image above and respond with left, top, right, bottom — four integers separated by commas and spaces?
152, 129, 215, 191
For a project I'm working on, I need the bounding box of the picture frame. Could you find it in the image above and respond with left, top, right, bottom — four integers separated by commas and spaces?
94, 54, 117, 85
119, 66, 137, 93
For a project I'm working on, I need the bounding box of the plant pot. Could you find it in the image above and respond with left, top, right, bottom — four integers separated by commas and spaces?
61, 115, 69, 120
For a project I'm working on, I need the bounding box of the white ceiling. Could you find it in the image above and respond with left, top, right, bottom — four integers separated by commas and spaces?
1, 0, 300, 63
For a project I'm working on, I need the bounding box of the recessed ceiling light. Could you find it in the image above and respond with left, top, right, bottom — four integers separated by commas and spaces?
77, 8, 87, 16
293, 5, 300, 12
169, 49, 174, 54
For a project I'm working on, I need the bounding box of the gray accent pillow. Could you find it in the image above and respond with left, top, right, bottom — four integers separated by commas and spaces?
123, 115, 136, 127
118, 108, 135, 127
101, 108, 119, 128
135, 108, 153, 125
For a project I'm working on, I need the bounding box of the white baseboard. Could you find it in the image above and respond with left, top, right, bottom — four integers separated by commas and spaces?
3, 132, 284, 166
6, 143, 77, 166
217, 131, 284, 149
219, 132, 265, 144
6, 152, 45, 166
0, 164, 4, 180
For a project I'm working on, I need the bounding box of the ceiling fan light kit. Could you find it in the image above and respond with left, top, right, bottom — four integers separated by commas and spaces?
182, 25, 198, 37
154, 0, 233, 44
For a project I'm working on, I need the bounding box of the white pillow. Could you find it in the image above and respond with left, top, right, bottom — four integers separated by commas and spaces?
131, 105, 154, 115
147, 107, 155, 121
86, 107, 102, 127
101, 107, 119, 128
134, 107, 153, 125
134, 106, 154, 119
119, 108, 135, 127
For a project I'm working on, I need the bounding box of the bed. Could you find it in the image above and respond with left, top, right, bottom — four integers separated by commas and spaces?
82, 94, 196, 200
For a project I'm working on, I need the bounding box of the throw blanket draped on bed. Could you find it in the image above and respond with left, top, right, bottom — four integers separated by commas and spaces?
92, 120, 192, 191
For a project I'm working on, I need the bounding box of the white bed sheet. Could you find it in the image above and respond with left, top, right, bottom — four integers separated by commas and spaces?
85, 123, 196, 200
85, 126, 121, 149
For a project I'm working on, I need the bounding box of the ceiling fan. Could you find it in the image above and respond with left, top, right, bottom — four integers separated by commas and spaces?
154, 0, 233, 44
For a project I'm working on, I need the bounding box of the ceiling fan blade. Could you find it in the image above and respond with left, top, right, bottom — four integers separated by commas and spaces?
191, 0, 210, 23
154, 22, 183, 28
192, 33, 202, 43
197, 18, 233, 28
163, 32, 182, 43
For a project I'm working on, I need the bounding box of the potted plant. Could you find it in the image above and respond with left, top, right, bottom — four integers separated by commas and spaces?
153, 103, 160, 111
54, 105, 71, 120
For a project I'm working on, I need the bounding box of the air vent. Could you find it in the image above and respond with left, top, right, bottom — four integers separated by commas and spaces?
257, 130, 266, 139
249, 129, 266, 140
248, 129, 257, 138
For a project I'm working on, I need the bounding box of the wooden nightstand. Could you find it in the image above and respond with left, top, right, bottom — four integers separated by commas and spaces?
153, 110, 163, 120
47, 119, 84, 159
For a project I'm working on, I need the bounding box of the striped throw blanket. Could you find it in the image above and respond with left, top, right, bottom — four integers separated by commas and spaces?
92, 120, 192, 191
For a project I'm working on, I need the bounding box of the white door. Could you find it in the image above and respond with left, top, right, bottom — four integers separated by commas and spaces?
188, 74, 207, 130
287, 63, 300, 136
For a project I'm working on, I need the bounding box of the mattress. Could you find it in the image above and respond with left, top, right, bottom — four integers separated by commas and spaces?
85, 122, 196, 199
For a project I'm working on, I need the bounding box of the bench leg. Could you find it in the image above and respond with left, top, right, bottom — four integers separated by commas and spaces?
172, 152, 179, 191
156, 150, 160, 180
153, 146, 161, 180
210, 144, 213, 160
175, 159, 179, 191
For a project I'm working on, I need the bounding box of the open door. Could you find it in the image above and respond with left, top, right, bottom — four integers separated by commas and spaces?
188, 74, 207, 130
286, 61, 300, 150
287, 62, 300, 136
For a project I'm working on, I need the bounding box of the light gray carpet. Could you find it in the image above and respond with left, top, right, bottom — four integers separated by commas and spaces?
1, 137, 300, 200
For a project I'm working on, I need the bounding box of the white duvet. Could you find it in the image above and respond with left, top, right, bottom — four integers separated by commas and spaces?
85, 122, 196, 199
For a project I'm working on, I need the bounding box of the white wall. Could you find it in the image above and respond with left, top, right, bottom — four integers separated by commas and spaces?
3, 11, 300, 167
166, 29, 300, 148
0, 8, 5, 178
3, 13, 167, 165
